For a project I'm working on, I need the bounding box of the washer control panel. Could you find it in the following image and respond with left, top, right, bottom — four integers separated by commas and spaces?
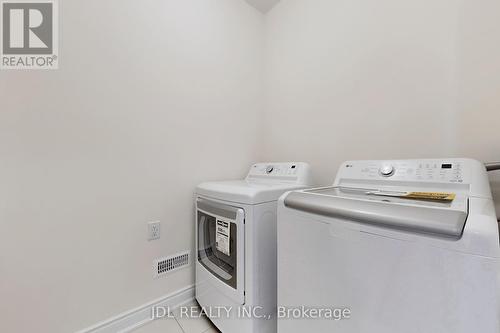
335, 159, 492, 198
339, 159, 466, 184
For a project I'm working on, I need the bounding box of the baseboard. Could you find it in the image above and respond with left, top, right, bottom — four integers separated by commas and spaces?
76, 285, 195, 333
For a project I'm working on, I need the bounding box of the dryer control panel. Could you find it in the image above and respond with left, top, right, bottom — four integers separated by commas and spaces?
246, 162, 312, 185
334, 159, 492, 198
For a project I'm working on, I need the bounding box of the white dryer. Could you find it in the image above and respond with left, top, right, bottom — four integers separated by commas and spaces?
196, 162, 312, 333
277, 159, 500, 333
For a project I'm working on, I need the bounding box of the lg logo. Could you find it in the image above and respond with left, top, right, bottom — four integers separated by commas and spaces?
1, 0, 58, 69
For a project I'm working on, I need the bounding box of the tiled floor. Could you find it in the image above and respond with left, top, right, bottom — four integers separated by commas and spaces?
132, 301, 220, 333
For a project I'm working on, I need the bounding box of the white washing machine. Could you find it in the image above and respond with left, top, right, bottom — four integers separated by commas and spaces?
195, 162, 312, 333
277, 158, 500, 333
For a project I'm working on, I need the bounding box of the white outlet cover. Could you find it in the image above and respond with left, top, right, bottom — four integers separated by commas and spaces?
148, 221, 160, 241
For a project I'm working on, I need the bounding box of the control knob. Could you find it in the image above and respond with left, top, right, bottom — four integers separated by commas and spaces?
379, 165, 395, 177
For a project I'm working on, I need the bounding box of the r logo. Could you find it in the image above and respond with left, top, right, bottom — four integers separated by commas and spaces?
1, 0, 58, 69
2, 2, 53, 54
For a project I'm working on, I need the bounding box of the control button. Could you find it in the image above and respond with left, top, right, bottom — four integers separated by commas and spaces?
265, 165, 274, 174
379, 165, 395, 177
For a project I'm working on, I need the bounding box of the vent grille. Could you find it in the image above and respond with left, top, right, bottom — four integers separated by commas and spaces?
154, 251, 190, 278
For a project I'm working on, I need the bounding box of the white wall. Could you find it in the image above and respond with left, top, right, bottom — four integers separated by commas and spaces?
0, 1, 264, 332
455, 0, 500, 212
263, 0, 500, 213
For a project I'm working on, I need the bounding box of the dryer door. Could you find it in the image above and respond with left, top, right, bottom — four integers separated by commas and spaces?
196, 198, 245, 304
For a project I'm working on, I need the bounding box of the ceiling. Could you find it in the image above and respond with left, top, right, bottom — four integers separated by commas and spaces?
244, 0, 281, 13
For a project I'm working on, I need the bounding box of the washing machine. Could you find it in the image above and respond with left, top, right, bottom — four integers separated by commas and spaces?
277, 158, 500, 333
195, 162, 312, 333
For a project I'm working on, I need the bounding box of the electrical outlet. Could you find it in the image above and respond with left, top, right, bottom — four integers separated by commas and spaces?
148, 221, 160, 241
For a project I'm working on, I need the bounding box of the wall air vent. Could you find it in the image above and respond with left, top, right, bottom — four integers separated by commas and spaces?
154, 251, 190, 278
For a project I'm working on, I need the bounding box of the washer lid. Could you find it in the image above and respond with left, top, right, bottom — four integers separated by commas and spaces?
196, 180, 307, 204
284, 186, 468, 239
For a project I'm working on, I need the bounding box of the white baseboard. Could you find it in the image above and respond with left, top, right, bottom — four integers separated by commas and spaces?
76, 285, 195, 333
